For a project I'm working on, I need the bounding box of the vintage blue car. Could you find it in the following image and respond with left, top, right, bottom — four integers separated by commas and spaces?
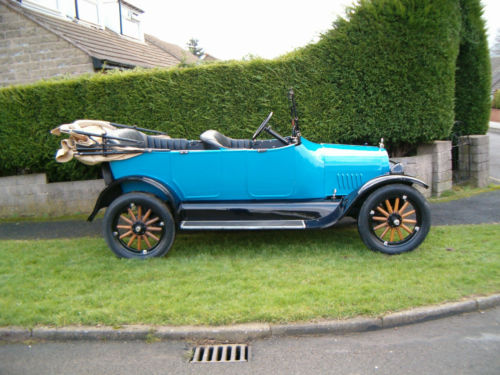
52, 92, 430, 258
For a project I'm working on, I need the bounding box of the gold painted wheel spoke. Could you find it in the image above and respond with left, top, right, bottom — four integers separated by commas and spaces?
145, 217, 159, 226
399, 201, 410, 216
380, 226, 390, 239
401, 224, 413, 234
148, 226, 162, 232
127, 234, 137, 247
120, 215, 133, 225
394, 197, 400, 213
146, 231, 159, 241
396, 227, 403, 241
137, 236, 142, 251
402, 210, 416, 218
403, 219, 417, 224
374, 222, 388, 230
142, 209, 152, 222
376, 206, 390, 217
119, 230, 133, 240
372, 216, 388, 221
137, 205, 142, 221
128, 208, 137, 222
385, 199, 393, 213
143, 235, 152, 249
117, 225, 131, 229
389, 228, 395, 242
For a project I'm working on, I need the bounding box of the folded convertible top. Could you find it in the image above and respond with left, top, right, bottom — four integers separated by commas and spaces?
51, 120, 170, 165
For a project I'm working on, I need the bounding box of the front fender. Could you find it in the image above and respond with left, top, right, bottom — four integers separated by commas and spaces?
343, 174, 428, 219
87, 176, 179, 221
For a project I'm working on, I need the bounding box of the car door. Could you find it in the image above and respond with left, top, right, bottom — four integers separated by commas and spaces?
246, 145, 296, 198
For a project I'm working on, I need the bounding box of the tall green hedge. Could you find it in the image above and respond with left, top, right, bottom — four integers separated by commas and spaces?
0, 0, 489, 182
453, 0, 491, 136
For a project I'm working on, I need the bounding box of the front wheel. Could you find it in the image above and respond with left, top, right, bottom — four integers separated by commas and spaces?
103, 192, 175, 259
357, 184, 430, 255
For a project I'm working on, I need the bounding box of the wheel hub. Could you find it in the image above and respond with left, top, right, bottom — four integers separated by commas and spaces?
132, 222, 146, 235
388, 213, 402, 228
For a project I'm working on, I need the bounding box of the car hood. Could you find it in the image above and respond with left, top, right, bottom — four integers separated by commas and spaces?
301, 138, 391, 196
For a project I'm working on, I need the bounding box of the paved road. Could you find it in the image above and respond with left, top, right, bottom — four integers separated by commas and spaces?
1, 307, 499, 375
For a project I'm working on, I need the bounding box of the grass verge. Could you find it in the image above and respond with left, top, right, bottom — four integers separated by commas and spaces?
429, 183, 500, 203
0, 224, 498, 327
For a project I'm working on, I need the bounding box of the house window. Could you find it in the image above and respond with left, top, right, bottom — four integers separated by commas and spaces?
20, 0, 76, 18
77, 0, 99, 24
19, 0, 144, 40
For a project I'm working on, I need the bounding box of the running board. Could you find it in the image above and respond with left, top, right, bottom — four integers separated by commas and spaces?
180, 220, 306, 230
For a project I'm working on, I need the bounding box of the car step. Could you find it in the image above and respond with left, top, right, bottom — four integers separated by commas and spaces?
180, 220, 306, 230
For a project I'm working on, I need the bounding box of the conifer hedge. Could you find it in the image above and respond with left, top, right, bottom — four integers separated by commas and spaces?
453, 0, 491, 136
0, 0, 490, 182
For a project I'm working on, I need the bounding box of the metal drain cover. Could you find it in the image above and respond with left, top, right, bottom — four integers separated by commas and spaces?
190, 344, 248, 363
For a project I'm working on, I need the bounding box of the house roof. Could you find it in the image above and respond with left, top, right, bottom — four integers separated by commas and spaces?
145, 34, 199, 65
2, 0, 196, 69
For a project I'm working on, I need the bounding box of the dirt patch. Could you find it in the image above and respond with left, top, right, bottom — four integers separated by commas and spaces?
491, 108, 500, 122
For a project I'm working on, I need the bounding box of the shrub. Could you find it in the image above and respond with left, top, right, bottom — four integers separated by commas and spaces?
453, 0, 491, 136
0, 0, 479, 182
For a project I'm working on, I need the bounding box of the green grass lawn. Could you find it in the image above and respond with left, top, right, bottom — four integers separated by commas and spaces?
429, 184, 500, 203
0, 224, 498, 327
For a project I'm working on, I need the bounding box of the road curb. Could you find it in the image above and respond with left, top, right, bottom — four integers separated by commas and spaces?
1, 294, 499, 342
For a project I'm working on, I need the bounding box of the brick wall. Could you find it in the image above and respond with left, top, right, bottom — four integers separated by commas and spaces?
0, 3, 94, 87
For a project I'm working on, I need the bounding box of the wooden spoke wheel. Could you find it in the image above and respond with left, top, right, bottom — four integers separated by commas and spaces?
103, 192, 175, 258
357, 184, 430, 254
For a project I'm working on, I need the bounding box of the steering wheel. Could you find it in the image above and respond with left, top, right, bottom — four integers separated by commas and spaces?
252, 112, 273, 140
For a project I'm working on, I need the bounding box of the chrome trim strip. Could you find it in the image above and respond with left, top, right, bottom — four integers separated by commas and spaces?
180, 220, 306, 230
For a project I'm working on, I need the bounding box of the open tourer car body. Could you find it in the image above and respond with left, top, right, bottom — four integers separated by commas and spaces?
52, 93, 430, 258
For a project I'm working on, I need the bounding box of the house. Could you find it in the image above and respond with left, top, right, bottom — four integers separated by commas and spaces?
0, 0, 198, 87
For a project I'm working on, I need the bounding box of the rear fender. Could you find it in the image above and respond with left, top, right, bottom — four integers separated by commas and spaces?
87, 176, 179, 221
343, 175, 429, 219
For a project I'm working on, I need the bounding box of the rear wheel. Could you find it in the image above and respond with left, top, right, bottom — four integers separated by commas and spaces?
357, 184, 430, 254
103, 192, 175, 258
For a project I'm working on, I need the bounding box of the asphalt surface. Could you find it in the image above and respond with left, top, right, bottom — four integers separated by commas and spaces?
1, 307, 498, 375
0, 189, 499, 240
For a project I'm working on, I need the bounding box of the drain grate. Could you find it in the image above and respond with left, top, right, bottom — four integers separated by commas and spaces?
190, 344, 248, 363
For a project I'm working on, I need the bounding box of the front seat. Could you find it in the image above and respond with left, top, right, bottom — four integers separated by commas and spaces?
200, 130, 252, 149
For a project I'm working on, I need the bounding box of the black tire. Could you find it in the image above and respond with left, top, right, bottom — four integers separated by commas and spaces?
103, 192, 175, 259
357, 184, 430, 255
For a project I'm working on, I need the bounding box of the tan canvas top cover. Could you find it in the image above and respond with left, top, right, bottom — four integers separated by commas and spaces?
51, 120, 150, 165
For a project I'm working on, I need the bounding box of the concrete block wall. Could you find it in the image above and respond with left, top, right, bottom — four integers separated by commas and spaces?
458, 135, 489, 188
392, 140, 452, 197
0, 3, 94, 87
419, 141, 453, 196
0, 174, 104, 218
391, 153, 433, 197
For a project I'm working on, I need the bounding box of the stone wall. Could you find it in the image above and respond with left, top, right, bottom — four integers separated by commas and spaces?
458, 135, 489, 187
0, 3, 94, 87
0, 174, 104, 218
392, 140, 452, 197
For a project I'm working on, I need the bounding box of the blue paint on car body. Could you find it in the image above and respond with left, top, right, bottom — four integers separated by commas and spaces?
110, 137, 390, 200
